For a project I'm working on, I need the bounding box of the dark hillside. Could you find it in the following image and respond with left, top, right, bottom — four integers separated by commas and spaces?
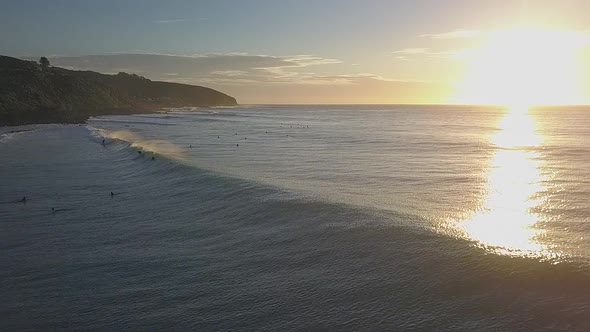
0, 55, 237, 126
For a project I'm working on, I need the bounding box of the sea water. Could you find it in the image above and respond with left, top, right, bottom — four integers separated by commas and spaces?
2, 105, 590, 330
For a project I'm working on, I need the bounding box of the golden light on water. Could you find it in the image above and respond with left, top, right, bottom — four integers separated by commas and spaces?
460, 107, 550, 257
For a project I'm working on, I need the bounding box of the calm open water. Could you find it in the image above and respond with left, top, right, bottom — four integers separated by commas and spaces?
2, 105, 590, 330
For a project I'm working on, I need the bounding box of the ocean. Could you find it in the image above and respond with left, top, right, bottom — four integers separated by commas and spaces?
2, 105, 590, 330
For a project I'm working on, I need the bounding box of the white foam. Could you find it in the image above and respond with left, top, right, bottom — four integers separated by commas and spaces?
101, 129, 187, 160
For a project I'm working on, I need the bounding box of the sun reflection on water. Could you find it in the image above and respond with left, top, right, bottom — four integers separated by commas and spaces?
460, 106, 551, 257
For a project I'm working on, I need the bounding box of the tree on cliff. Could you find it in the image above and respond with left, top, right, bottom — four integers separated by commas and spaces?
39, 57, 50, 70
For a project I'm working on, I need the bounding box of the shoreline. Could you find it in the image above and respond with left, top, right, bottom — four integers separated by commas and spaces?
0, 104, 241, 128
0, 107, 159, 127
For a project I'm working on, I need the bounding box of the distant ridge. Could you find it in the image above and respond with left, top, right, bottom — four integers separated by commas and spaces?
0, 55, 237, 126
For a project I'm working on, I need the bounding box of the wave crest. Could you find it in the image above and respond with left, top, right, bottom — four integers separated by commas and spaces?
92, 127, 187, 160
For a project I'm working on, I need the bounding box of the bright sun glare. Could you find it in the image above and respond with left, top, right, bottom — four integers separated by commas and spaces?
459, 106, 548, 257
456, 27, 589, 107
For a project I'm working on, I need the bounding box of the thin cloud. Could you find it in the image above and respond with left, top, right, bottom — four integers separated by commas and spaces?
279, 55, 343, 67
392, 48, 429, 54
43, 52, 345, 86
42, 52, 426, 93
212, 70, 249, 77
304, 73, 429, 85
153, 18, 206, 24
420, 29, 480, 39
392, 47, 463, 60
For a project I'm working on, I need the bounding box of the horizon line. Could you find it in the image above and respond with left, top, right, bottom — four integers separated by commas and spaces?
239, 103, 590, 107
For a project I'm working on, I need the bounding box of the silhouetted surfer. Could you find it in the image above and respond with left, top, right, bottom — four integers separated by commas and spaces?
52, 207, 55, 213
110, 191, 114, 198
189, 145, 192, 148
102, 139, 105, 146
20, 196, 27, 203
151, 156, 155, 160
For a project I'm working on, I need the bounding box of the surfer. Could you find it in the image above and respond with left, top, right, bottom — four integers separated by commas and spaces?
102, 139, 105, 146
110, 191, 114, 198
20, 196, 27, 203
189, 145, 192, 148
151, 156, 155, 160
51, 207, 55, 213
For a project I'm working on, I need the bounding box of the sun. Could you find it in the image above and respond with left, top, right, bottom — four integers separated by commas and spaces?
455, 26, 589, 107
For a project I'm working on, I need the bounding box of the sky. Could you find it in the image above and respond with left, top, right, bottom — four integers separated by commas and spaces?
2, 0, 590, 104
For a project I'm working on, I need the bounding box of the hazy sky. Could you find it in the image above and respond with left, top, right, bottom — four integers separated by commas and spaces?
2, 0, 590, 104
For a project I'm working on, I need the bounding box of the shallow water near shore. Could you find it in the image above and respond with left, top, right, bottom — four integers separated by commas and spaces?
2, 105, 590, 330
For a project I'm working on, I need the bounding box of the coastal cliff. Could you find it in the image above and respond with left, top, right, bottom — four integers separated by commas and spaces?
0, 55, 237, 126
